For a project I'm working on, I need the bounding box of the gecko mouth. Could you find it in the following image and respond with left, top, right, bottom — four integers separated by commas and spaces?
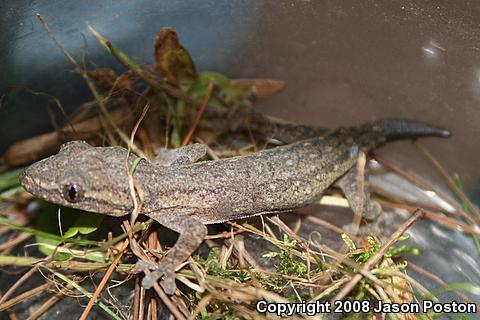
19, 168, 37, 194
19, 168, 54, 201
20, 166, 66, 205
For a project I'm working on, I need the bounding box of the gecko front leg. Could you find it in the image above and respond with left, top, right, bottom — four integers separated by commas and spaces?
138, 213, 207, 294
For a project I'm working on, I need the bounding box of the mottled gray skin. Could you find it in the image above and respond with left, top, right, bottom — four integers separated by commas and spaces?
19, 119, 450, 294
19, 125, 373, 218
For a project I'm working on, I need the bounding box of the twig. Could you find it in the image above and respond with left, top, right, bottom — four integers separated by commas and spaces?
131, 277, 141, 320
173, 295, 192, 319
310, 277, 350, 301
52, 272, 123, 320
378, 199, 480, 237
36, 14, 145, 157
0, 255, 135, 272
148, 271, 186, 320
305, 216, 359, 241
408, 262, 471, 303
195, 137, 219, 160
26, 288, 66, 320
0, 266, 39, 305
376, 155, 477, 228
0, 282, 52, 312
332, 209, 424, 301
21, 88, 77, 135
0, 232, 31, 253
205, 229, 244, 240
415, 142, 480, 225
268, 216, 309, 252
78, 239, 129, 320
137, 279, 146, 320
181, 80, 214, 146
87, 25, 213, 111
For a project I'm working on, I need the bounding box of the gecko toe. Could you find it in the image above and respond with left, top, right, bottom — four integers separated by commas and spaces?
140, 270, 177, 294
160, 275, 177, 295
141, 270, 164, 289
364, 200, 382, 220
138, 261, 177, 294
135, 260, 161, 272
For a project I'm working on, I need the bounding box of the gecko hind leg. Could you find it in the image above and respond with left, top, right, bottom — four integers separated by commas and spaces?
336, 152, 382, 234
138, 213, 207, 294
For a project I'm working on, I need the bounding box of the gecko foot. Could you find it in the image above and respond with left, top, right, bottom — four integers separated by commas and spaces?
135, 260, 157, 271
364, 200, 382, 221
136, 260, 177, 294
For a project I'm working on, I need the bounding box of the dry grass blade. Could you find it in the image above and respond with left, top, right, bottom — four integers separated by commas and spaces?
305, 215, 359, 241
87, 25, 211, 112
375, 155, 475, 226
189, 293, 213, 320
311, 239, 384, 286
131, 278, 142, 320
195, 137, 220, 160
223, 237, 259, 269
0, 256, 135, 273
0, 233, 31, 253
146, 296, 157, 320
26, 287, 68, 320
149, 273, 186, 320
378, 199, 480, 237
0, 266, 39, 305
408, 262, 471, 303
0, 283, 52, 312
78, 239, 129, 320
268, 216, 309, 252
126, 103, 150, 225
16, 87, 77, 136
181, 79, 214, 147
35, 14, 79, 68
332, 209, 424, 301
416, 142, 480, 225
36, 14, 145, 157
2, 106, 134, 166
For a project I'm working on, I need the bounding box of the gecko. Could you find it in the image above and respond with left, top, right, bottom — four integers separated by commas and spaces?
19, 118, 450, 294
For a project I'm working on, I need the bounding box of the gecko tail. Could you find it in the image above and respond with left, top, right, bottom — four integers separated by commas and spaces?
374, 118, 451, 142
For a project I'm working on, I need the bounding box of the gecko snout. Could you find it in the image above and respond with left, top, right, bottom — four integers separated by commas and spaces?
19, 166, 41, 197
19, 167, 33, 188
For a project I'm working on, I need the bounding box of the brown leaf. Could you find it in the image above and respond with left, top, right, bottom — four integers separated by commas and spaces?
231, 79, 286, 100
153, 28, 197, 85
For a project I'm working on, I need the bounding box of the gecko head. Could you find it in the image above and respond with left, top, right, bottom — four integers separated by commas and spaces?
20, 141, 135, 216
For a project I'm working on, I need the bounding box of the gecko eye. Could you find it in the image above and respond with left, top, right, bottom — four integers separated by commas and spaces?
63, 183, 83, 203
